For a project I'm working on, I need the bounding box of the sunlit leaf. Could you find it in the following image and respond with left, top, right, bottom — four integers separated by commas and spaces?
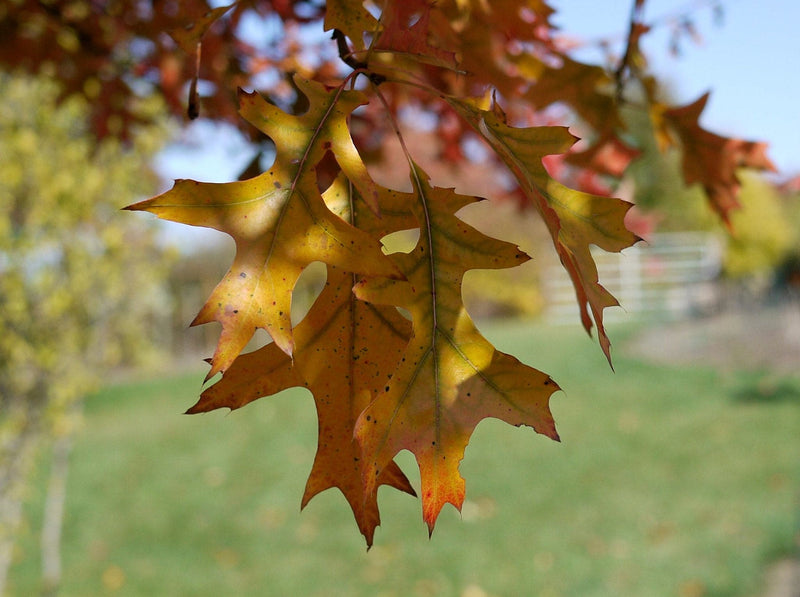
448, 98, 639, 362
354, 163, 560, 533
126, 78, 402, 377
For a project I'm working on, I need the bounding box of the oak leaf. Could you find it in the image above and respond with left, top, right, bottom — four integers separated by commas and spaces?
663, 92, 777, 226
448, 99, 639, 361
353, 163, 560, 534
372, 1, 459, 71
126, 77, 402, 377
439, 0, 557, 97
188, 177, 417, 547
323, 0, 380, 52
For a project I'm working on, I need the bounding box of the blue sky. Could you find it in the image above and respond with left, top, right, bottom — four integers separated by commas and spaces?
555, 0, 800, 174
157, 0, 800, 188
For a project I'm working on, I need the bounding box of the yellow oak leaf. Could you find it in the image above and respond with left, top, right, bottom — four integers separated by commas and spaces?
126, 77, 402, 377
323, 0, 380, 52
353, 163, 560, 534
448, 99, 639, 362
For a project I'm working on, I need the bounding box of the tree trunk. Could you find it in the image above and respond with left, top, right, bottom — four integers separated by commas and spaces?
0, 418, 41, 597
40, 431, 72, 597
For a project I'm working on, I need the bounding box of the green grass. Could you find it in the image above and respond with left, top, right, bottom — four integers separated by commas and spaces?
8, 321, 800, 597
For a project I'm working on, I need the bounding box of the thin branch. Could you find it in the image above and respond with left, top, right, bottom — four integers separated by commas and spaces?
41, 431, 74, 597
332, 29, 385, 86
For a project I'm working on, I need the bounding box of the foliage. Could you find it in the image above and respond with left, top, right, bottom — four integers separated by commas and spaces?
1, 1, 780, 545
0, 73, 170, 412
0, 74, 172, 585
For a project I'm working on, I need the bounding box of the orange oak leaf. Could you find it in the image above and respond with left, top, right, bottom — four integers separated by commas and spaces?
437, 0, 557, 97
372, 0, 459, 70
353, 163, 560, 534
663, 92, 777, 227
126, 77, 402, 377
188, 267, 416, 547
448, 98, 640, 362
188, 177, 417, 547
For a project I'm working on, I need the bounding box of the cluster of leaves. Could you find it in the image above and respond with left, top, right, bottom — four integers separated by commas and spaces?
6, 1, 777, 545
0, 0, 341, 140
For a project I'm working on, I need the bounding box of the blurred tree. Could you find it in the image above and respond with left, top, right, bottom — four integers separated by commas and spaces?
724, 173, 796, 281
0, 74, 173, 595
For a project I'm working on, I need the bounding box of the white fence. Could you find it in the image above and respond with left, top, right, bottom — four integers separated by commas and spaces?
543, 232, 724, 324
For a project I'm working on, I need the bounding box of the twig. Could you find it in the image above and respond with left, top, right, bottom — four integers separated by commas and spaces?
332, 29, 385, 86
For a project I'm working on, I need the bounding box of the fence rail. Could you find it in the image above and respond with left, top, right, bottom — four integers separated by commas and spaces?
543, 232, 724, 324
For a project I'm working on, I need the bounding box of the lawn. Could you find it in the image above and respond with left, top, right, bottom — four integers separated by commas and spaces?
8, 321, 800, 597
